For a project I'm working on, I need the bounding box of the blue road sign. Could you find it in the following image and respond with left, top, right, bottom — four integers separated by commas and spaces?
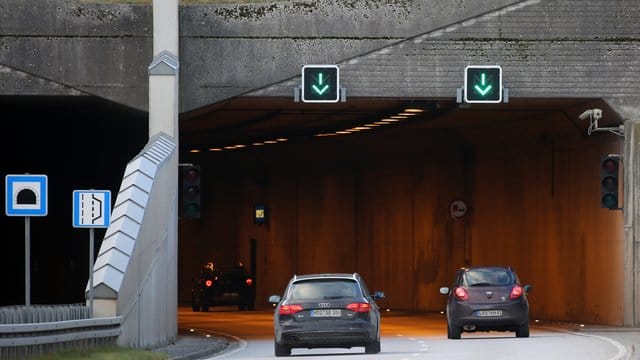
5, 174, 48, 217
72, 190, 111, 228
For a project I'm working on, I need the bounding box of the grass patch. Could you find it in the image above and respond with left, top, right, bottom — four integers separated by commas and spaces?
32, 345, 168, 360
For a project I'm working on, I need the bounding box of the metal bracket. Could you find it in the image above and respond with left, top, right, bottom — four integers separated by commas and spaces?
294, 87, 300, 102
588, 122, 624, 137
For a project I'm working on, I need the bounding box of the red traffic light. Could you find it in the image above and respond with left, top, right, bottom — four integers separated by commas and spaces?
602, 158, 618, 173
185, 167, 200, 182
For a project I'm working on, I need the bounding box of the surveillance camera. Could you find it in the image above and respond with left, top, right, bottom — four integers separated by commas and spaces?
592, 109, 602, 121
579, 108, 603, 121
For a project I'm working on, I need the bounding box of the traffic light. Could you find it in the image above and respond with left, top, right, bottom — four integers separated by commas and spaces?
302, 65, 340, 103
600, 156, 619, 210
182, 165, 201, 218
464, 65, 502, 103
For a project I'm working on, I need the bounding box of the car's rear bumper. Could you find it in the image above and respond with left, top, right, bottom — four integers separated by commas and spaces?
276, 319, 377, 348
449, 300, 529, 330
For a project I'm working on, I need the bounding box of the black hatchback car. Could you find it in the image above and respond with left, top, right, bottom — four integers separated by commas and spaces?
268, 273, 385, 357
439, 266, 532, 339
192, 263, 256, 311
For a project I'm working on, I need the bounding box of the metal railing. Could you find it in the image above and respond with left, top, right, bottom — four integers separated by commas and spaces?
0, 304, 122, 359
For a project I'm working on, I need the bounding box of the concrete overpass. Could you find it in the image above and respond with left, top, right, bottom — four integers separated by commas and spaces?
1, 0, 640, 349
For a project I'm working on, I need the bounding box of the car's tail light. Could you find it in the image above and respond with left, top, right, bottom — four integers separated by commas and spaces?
246, 278, 253, 286
454, 287, 469, 301
279, 304, 303, 315
346, 302, 371, 313
205, 280, 213, 287
510, 285, 524, 299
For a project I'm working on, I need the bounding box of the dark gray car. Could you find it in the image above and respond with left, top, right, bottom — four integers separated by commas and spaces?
268, 273, 385, 357
439, 266, 532, 339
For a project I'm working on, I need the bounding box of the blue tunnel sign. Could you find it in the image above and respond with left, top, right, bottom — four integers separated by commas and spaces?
5, 174, 48, 217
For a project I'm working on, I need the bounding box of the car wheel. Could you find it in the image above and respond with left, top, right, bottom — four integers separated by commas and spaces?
274, 340, 291, 357
201, 305, 209, 312
247, 303, 255, 311
192, 305, 200, 312
447, 322, 462, 339
516, 321, 530, 338
365, 340, 381, 354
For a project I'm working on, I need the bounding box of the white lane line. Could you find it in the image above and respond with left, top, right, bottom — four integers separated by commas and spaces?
200, 330, 247, 359
569, 332, 627, 360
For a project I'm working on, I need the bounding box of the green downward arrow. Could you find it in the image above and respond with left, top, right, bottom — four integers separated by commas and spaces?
312, 73, 330, 95
474, 73, 492, 96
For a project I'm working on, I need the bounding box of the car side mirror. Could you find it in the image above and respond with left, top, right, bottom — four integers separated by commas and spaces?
373, 291, 385, 300
524, 285, 532, 293
439, 287, 450, 295
268, 295, 281, 305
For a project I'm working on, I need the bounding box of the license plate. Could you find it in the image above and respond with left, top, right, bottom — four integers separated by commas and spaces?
311, 309, 341, 317
477, 310, 502, 317
223, 292, 239, 297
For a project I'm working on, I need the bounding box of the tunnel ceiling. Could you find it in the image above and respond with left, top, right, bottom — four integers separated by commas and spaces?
179, 96, 622, 165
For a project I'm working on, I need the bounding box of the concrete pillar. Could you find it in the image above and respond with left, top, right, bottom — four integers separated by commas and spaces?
149, 0, 179, 139
623, 120, 640, 327
148, 0, 179, 341
608, 98, 640, 327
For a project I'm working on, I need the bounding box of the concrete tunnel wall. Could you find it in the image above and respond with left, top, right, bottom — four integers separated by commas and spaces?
180, 126, 624, 326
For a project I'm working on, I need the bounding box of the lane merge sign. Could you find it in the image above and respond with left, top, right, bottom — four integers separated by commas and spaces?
5, 174, 48, 217
72, 190, 111, 228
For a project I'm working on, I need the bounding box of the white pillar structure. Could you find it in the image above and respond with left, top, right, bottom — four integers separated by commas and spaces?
148, 0, 179, 344
149, 0, 179, 139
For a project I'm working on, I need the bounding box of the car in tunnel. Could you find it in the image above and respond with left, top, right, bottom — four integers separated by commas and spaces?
191, 262, 256, 312
268, 273, 385, 357
439, 266, 532, 339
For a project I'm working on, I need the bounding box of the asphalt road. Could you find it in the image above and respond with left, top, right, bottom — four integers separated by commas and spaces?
176, 306, 634, 360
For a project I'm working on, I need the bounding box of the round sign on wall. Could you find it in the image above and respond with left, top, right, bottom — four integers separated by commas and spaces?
449, 200, 468, 219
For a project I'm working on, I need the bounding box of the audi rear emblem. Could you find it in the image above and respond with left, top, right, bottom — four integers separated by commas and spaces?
318, 302, 331, 308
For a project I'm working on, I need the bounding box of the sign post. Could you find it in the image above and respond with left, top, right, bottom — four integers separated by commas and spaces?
5, 174, 48, 307
73, 190, 111, 317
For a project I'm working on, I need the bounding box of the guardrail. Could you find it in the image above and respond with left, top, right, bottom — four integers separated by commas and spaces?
0, 305, 122, 359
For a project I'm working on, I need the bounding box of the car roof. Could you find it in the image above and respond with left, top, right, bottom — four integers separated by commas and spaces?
461, 266, 514, 272
291, 273, 360, 282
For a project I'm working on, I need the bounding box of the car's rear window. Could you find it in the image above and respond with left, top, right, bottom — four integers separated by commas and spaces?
289, 279, 360, 300
463, 269, 513, 286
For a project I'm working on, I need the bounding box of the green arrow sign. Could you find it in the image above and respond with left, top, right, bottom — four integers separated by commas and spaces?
312, 73, 330, 95
474, 73, 493, 96
464, 65, 502, 103
302, 65, 340, 103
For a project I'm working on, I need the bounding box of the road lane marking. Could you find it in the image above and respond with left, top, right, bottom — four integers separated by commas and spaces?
569, 332, 627, 360
201, 330, 247, 359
